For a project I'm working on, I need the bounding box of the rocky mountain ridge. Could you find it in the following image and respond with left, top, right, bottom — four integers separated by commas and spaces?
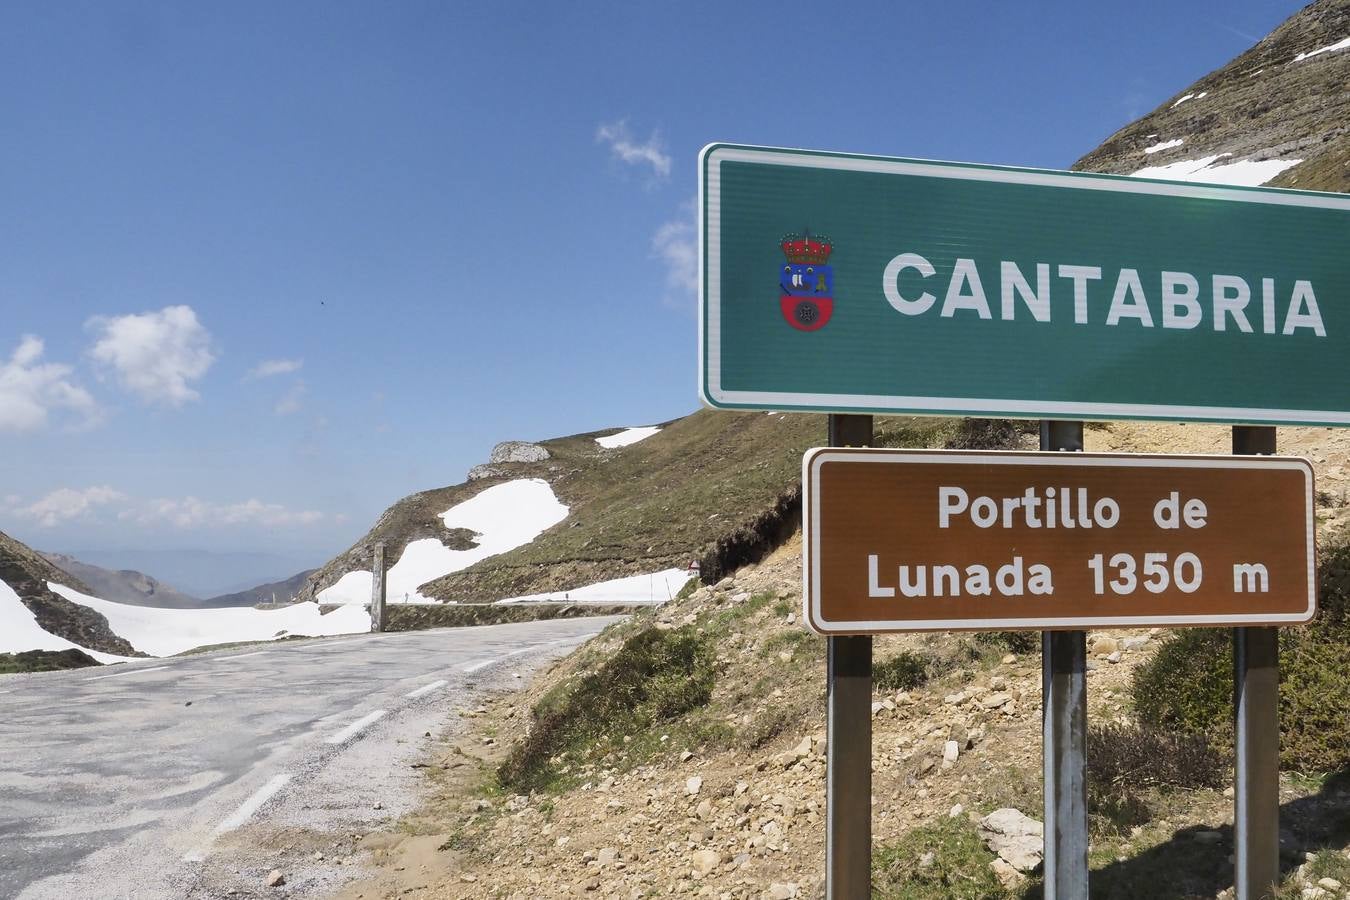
40, 552, 203, 610
0, 531, 141, 657
1074, 0, 1348, 192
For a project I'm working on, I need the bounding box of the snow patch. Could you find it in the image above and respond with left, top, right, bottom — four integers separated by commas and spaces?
1143, 138, 1184, 154
595, 426, 661, 449
1294, 37, 1350, 62
1130, 154, 1301, 187
1170, 94, 1195, 109
318, 479, 570, 605
496, 568, 693, 605
0, 578, 134, 662
45, 582, 370, 657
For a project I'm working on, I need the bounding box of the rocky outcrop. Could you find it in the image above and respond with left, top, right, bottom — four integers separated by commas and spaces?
0, 531, 143, 657
488, 441, 550, 464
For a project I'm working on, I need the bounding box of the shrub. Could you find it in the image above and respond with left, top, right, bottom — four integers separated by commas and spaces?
1087, 722, 1226, 833
1131, 535, 1350, 772
874, 650, 931, 692
974, 630, 1039, 655
0, 648, 100, 673
497, 625, 715, 792
943, 418, 1031, 451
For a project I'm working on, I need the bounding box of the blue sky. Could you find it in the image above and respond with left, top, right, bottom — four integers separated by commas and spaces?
0, 0, 1303, 580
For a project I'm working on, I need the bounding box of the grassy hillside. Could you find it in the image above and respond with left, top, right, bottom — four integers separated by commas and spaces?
303, 410, 957, 605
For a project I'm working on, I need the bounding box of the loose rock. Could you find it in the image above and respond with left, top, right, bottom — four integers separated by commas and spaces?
979, 808, 1045, 872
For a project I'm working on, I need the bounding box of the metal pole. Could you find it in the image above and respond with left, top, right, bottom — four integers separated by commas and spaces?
1233, 425, 1279, 900
1040, 420, 1089, 900
371, 542, 387, 633
826, 413, 873, 900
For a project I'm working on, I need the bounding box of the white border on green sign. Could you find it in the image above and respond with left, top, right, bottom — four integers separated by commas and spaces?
699, 143, 1350, 425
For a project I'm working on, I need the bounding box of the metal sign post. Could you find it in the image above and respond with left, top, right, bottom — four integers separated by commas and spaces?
1041, 418, 1089, 900
825, 413, 872, 900
1233, 426, 1279, 900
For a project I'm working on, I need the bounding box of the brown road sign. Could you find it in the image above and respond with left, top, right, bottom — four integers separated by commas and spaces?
802, 449, 1316, 634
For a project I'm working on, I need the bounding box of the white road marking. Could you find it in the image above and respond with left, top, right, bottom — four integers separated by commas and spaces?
405, 679, 447, 699
83, 666, 170, 682
213, 650, 268, 661
462, 659, 494, 673
215, 773, 293, 833
183, 772, 294, 861
326, 709, 387, 744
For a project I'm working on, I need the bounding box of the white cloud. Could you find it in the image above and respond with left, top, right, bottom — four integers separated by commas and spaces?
87, 305, 215, 406
596, 120, 671, 179
9, 486, 325, 530
122, 496, 324, 529
274, 380, 306, 416
0, 336, 101, 432
652, 198, 698, 309
13, 486, 125, 527
246, 358, 303, 380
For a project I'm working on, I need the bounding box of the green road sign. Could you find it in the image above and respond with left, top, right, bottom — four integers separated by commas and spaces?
699, 144, 1350, 425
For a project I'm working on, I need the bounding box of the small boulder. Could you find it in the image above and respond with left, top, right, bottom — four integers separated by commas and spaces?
265, 871, 285, 888
691, 849, 721, 876
686, 776, 703, 796
979, 808, 1044, 872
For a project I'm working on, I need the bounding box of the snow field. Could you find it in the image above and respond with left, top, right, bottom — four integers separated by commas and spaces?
47, 582, 370, 657
1293, 37, 1350, 62
595, 426, 661, 449
1143, 138, 1184, 154
0, 579, 134, 662
496, 568, 693, 605
1130, 153, 1301, 187
318, 478, 570, 605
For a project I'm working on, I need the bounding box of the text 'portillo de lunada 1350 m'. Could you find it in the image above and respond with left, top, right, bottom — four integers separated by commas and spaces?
801, 449, 1316, 635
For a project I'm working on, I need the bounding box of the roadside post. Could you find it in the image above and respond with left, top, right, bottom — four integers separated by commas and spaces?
371, 542, 387, 633
699, 142, 1347, 899
1039, 421, 1088, 900
825, 413, 873, 899
1233, 426, 1280, 900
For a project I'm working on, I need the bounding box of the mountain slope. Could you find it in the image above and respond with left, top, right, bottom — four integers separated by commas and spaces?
302, 411, 955, 605
0, 531, 141, 657
41, 552, 202, 609
206, 569, 316, 607
1074, 0, 1348, 191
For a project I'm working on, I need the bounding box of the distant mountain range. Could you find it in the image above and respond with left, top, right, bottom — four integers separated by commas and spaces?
40, 553, 205, 609
39, 553, 315, 610
63, 548, 317, 599
205, 569, 316, 607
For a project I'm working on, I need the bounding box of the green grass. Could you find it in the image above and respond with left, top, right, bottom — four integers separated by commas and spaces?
873, 650, 931, 692
497, 624, 717, 793
873, 818, 1014, 900
1131, 534, 1350, 772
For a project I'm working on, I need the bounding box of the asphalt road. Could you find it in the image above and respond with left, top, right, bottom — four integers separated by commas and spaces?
0, 616, 622, 899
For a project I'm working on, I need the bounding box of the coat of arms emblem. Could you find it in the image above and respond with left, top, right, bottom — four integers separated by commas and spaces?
779, 230, 833, 331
